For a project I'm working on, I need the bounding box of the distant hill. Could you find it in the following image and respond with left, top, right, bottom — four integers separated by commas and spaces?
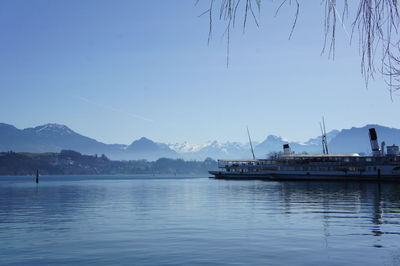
0, 123, 124, 157
0, 150, 217, 176
329, 124, 400, 154
254, 130, 340, 157
252, 125, 400, 156
126, 137, 178, 160
172, 125, 399, 159
1, 122, 399, 160
0, 123, 176, 161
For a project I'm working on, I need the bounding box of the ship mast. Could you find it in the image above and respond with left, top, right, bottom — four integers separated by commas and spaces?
320, 117, 329, 154
247, 126, 256, 160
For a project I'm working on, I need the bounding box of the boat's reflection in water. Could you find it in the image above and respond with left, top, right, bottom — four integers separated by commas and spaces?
220, 180, 400, 248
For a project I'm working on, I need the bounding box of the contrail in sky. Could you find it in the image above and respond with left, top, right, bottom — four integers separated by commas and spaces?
74, 95, 154, 123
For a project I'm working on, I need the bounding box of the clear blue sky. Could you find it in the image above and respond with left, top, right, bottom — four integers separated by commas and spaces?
0, 1, 398, 144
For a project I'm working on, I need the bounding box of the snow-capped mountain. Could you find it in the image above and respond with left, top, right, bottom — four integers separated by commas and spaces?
168, 142, 204, 153
1, 123, 400, 161
168, 140, 253, 160
0, 123, 115, 155
33, 123, 75, 136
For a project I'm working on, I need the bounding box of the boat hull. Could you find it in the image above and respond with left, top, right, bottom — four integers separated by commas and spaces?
208, 171, 400, 182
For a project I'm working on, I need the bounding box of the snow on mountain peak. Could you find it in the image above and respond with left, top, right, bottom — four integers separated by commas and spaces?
168, 141, 204, 153
35, 123, 74, 135
168, 140, 250, 154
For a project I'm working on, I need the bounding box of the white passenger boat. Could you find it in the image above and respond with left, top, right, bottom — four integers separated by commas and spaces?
209, 128, 400, 182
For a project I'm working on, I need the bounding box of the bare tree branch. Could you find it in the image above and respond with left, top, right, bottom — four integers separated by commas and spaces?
198, 0, 400, 96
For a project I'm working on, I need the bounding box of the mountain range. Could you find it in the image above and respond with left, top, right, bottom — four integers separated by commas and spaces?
1, 123, 400, 160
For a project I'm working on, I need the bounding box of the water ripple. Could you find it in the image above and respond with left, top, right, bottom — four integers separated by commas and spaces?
0, 176, 400, 265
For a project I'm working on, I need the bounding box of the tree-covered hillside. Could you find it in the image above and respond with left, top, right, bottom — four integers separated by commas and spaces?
0, 150, 217, 176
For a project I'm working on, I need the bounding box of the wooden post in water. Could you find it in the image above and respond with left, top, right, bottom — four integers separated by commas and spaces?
35, 169, 39, 184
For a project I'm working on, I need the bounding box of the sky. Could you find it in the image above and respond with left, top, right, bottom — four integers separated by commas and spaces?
0, 0, 399, 145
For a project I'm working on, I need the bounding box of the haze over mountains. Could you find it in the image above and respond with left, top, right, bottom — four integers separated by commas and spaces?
1, 123, 400, 161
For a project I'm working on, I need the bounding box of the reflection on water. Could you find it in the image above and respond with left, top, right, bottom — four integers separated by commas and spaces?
0, 176, 400, 265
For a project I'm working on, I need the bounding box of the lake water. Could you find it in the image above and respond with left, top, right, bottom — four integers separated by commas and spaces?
1, 175, 400, 265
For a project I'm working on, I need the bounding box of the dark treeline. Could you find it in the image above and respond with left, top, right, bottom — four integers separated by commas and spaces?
0, 150, 217, 176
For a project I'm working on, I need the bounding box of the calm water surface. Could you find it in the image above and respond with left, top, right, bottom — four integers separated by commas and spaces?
1, 175, 400, 265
